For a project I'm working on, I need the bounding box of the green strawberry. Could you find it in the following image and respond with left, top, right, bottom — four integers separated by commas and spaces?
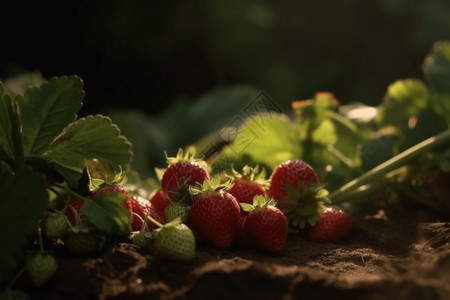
130, 231, 153, 249
65, 227, 104, 257
165, 201, 190, 223
25, 252, 58, 287
150, 217, 195, 262
43, 212, 70, 240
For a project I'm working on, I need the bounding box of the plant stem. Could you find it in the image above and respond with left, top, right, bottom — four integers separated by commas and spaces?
146, 215, 163, 228
37, 226, 44, 252
330, 128, 450, 203
53, 183, 92, 202
10, 100, 25, 167
5, 267, 25, 291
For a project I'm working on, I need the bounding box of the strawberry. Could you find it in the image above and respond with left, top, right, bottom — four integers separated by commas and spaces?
189, 178, 241, 250
228, 165, 267, 206
65, 227, 104, 256
130, 196, 165, 231
91, 184, 133, 215
308, 207, 351, 243
25, 252, 58, 287
151, 218, 196, 262
268, 160, 330, 229
234, 215, 251, 248
165, 200, 190, 223
241, 195, 287, 255
149, 190, 172, 214
130, 231, 153, 249
161, 148, 210, 194
43, 212, 70, 240
65, 198, 86, 226
268, 160, 319, 201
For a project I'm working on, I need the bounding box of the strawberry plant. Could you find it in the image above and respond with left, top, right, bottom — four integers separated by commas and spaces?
208, 41, 450, 217
0, 76, 132, 286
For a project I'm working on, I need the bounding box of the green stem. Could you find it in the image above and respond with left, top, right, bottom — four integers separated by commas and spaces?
53, 183, 92, 202
146, 215, 163, 228
5, 267, 25, 291
10, 100, 25, 167
37, 226, 44, 252
330, 128, 450, 203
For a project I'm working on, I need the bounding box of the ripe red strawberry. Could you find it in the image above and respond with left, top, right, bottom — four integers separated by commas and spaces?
268, 160, 319, 201
161, 148, 210, 194
268, 160, 330, 229
242, 195, 287, 255
149, 190, 172, 213
90, 184, 133, 215
308, 207, 351, 243
228, 165, 267, 206
234, 215, 251, 248
189, 178, 241, 250
65, 198, 86, 226
130, 196, 166, 231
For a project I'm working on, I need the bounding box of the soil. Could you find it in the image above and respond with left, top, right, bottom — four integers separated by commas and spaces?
20, 209, 450, 300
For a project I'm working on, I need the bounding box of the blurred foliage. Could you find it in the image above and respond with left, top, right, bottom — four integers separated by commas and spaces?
2, 0, 450, 117
108, 85, 260, 177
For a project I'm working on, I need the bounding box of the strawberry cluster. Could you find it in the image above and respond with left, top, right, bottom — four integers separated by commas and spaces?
130, 150, 352, 259
31, 150, 351, 287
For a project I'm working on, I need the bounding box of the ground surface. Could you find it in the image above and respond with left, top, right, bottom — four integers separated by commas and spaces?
22, 209, 450, 300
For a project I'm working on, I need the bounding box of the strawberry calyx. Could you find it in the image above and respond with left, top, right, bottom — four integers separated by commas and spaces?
84, 158, 126, 190
189, 176, 232, 199
279, 180, 331, 229
165, 147, 210, 172
227, 165, 269, 188
240, 194, 276, 214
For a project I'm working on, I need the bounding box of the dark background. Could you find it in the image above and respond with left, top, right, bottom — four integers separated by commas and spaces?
1, 0, 450, 116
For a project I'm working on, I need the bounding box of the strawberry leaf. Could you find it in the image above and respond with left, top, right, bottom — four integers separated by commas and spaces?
0, 83, 14, 163
423, 41, 450, 95
376, 79, 428, 128
16, 76, 84, 156
82, 193, 131, 235
0, 170, 47, 283
43, 115, 132, 186
218, 114, 299, 170
360, 130, 399, 171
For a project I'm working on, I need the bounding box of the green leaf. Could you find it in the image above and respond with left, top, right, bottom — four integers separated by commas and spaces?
0, 83, 14, 163
360, 131, 398, 171
82, 193, 131, 235
423, 41, 450, 94
0, 170, 48, 284
312, 119, 336, 145
219, 114, 299, 170
376, 79, 428, 127
43, 115, 132, 186
430, 93, 450, 128
16, 76, 84, 156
